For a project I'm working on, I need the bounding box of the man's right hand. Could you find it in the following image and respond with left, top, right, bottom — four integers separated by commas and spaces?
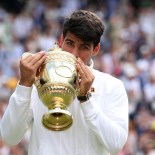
19, 51, 46, 87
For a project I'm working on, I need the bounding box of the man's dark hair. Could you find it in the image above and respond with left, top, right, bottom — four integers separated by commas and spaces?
63, 10, 104, 47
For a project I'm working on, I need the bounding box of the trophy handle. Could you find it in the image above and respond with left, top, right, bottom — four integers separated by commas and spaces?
75, 72, 81, 96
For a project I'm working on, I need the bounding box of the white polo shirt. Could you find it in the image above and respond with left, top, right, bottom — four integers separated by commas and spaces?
0, 69, 128, 155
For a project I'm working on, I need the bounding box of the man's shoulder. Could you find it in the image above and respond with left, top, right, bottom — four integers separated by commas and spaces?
93, 69, 122, 83
92, 69, 125, 93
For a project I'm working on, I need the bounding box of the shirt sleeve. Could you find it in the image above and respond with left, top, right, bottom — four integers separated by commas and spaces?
0, 84, 34, 146
80, 80, 128, 154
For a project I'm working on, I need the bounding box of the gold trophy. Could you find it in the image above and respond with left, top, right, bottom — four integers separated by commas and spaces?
34, 45, 77, 131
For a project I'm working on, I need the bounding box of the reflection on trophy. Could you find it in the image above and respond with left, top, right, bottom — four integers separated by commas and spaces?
34, 45, 77, 131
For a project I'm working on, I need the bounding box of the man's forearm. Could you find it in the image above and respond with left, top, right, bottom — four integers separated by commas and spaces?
0, 84, 33, 145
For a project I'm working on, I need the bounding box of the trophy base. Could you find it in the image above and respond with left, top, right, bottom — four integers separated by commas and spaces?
42, 108, 73, 131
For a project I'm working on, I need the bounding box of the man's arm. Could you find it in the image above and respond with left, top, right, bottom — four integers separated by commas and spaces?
0, 84, 33, 145
80, 80, 128, 154
0, 51, 46, 145
76, 57, 128, 154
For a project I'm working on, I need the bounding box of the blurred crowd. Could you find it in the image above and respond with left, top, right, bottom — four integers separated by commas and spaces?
0, 0, 155, 155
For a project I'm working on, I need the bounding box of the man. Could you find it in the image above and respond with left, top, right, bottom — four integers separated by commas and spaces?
0, 10, 128, 155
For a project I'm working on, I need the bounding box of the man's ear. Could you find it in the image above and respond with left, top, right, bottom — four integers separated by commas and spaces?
93, 43, 100, 56
57, 34, 64, 48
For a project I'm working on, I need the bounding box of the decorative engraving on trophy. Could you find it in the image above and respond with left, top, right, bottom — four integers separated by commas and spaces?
39, 83, 75, 97
55, 66, 73, 78
46, 53, 75, 64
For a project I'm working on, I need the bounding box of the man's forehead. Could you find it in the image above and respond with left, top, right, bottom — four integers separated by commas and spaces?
65, 32, 92, 45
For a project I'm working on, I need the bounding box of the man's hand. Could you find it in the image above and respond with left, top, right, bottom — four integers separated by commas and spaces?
76, 58, 94, 95
19, 51, 46, 87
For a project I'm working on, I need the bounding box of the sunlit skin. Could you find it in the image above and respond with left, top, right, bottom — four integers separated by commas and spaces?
19, 32, 100, 99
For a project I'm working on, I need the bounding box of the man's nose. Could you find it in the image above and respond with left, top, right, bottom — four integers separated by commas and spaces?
70, 47, 79, 58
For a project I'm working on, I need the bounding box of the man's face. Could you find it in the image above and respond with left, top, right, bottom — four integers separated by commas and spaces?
59, 32, 99, 65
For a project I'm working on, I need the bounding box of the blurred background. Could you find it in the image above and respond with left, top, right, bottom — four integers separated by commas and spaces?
0, 0, 155, 154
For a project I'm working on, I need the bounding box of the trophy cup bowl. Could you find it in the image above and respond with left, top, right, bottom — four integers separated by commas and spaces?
34, 45, 77, 131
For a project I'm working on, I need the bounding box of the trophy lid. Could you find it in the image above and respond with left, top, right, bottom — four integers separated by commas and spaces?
46, 44, 77, 64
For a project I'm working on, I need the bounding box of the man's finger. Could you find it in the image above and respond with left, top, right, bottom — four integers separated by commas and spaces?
33, 55, 46, 69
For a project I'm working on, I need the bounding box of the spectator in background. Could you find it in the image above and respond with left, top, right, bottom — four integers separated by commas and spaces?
12, 11, 34, 44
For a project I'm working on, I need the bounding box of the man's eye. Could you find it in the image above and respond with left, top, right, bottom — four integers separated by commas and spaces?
66, 42, 73, 46
82, 45, 89, 50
